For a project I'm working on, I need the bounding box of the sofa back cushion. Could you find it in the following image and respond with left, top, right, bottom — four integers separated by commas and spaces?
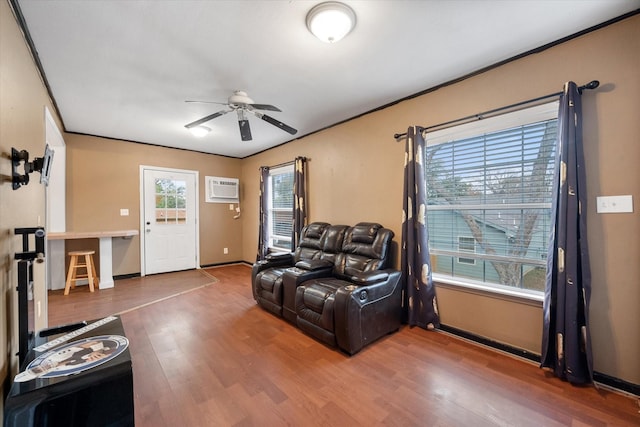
318, 225, 349, 264
294, 222, 330, 262
294, 222, 329, 262
334, 223, 394, 278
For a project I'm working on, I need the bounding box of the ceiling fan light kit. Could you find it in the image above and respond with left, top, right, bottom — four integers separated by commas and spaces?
189, 125, 211, 138
306, 1, 356, 43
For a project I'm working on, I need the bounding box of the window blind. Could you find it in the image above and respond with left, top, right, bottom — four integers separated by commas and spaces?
425, 103, 558, 292
268, 165, 294, 249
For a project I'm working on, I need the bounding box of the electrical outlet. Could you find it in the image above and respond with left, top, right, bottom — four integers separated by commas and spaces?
223, 247, 229, 254
596, 195, 633, 213
229, 204, 234, 211
120, 208, 129, 216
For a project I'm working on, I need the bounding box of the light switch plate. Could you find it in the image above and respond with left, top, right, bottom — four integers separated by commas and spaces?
596, 195, 633, 213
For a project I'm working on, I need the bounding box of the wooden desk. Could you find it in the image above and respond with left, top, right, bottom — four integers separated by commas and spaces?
48, 230, 138, 289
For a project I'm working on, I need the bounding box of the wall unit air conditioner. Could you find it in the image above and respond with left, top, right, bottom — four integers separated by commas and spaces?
206, 176, 239, 203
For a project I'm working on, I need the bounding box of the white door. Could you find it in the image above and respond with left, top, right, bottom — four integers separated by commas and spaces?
141, 167, 199, 275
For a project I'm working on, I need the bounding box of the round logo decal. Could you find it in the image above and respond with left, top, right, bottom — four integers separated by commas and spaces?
15, 335, 129, 382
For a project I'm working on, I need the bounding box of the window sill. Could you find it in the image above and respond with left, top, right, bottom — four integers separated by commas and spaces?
268, 247, 291, 254
432, 274, 544, 307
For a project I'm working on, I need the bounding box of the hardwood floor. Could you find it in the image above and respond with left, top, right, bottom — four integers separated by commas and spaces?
49, 265, 639, 426
47, 268, 217, 326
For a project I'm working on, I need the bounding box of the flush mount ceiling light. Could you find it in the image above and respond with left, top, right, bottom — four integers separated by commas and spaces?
306, 2, 356, 43
189, 125, 211, 137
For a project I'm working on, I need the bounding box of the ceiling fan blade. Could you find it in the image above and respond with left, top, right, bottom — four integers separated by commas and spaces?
260, 114, 298, 135
237, 109, 252, 141
184, 110, 229, 128
185, 100, 227, 105
250, 103, 282, 112
238, 119, 252, 141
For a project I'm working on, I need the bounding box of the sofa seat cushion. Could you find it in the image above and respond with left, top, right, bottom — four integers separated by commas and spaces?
301, 280, 340, 312
296, 278, 345, 333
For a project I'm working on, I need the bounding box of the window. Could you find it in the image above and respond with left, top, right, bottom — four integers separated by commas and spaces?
425, 102, 558, 296
457, 236, 476, 265
268, 164, 294, 251
155, 178, 187, 224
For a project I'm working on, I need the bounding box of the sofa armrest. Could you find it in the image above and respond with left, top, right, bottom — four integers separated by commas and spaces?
348, 271, 389, 285
334, 270, 402, 355
266, 251, 294, 262
295, 259, 333, 271
251, 253, 295, 290
253, 253, 293, 272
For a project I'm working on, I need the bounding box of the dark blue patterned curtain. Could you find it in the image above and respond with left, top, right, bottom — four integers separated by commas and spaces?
401, 126, 440, 329
292, 157, 307, 248
256, 166, 270, 261
540, 82, 593, 384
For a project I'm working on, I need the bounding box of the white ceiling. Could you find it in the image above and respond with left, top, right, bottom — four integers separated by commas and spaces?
15, 0, 639, 158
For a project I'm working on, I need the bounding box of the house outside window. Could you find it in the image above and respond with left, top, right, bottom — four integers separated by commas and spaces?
424, 102, 558, 297
268, 164, 294, 251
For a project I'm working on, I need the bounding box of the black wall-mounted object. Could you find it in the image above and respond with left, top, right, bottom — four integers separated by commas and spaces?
16, 260, 34, 367
14, 227, 46, 261
14, 227, 45, 366
11, 144, 54, 190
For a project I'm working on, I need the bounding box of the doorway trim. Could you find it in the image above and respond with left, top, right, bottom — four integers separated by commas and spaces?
139, 165, 200, 276
43, 106, 66, 330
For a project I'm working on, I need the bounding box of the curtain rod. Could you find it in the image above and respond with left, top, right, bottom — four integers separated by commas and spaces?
260, 156, 309, 170
268, 160, 293, 169
393, 80, 600, 140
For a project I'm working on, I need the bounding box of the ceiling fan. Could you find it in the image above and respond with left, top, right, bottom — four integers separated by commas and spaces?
184, 90, 297, 141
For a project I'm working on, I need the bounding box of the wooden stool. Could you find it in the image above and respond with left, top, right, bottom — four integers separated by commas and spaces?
64, 250, 99, 295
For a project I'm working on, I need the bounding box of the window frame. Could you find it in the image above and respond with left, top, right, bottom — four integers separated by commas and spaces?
457, 236, 476, 265
154, 178, 188, 224
267, 164, 295, 252
424, 101, 558, 302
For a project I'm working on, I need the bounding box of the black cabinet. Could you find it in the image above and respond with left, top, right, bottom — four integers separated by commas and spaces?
4, 316, 134, 427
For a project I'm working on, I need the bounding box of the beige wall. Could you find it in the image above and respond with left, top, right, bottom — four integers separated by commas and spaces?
64, 134, 244, 274
241, 16, 640, 385
1, 0, 638, 403
0, 0, 62, 410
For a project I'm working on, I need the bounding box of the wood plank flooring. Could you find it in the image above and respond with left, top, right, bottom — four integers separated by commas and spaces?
48, 264, 639, 426
48, 268, 217, 326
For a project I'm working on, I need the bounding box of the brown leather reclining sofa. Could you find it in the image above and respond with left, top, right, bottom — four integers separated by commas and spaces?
251, 222, 402, 355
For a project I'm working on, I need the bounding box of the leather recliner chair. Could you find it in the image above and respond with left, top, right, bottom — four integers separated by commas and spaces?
280, 224, 348, 322
252, 222, 330, 317
295, 223, 402, 355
